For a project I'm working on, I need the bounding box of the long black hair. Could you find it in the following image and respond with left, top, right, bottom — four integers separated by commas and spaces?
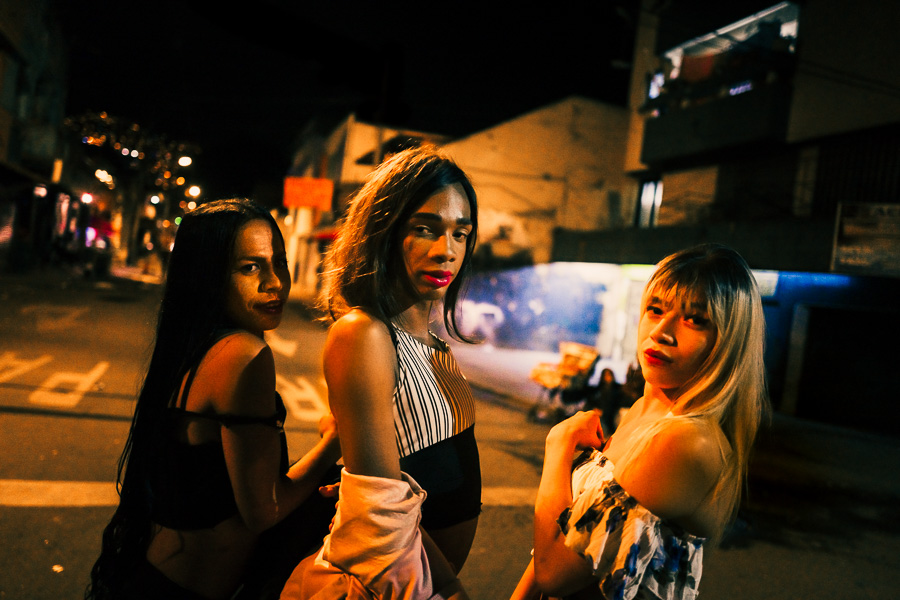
319, 145, 479, 342
86, 198, 282, 599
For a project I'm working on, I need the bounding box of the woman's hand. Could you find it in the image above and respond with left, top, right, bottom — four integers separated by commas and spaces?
318, 482, 340, 498
533, 410, 603, 596
316, 412, 343, 467
317, 482, 341, 531
546, 409, 605, 453
318, 412, 339, 441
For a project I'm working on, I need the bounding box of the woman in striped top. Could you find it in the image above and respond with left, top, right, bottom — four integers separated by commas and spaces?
281, 146, 481, 599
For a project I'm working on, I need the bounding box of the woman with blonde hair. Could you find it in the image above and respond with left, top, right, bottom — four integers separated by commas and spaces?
512, 243, 769, 600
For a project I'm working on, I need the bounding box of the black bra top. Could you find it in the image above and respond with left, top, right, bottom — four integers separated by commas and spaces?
149, 333, 288, 530
399, 425, 482, 530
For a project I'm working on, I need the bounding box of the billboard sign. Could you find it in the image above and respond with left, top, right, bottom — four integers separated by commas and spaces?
832, 202, 900, 277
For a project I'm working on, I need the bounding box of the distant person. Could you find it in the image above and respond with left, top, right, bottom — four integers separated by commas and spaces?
281, 146, 480, 599
622, 359, 645, 406
511, 244, 769, 600
587, 368, 625, 437
86, 198, 342, 600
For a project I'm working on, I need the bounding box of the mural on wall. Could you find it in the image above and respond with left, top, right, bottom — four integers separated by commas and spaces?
456, 263, 621, 353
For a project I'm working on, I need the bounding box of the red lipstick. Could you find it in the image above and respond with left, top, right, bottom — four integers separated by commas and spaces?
643, 349, 670, 367
423, 270, 453, 288
258, 300, 284, 315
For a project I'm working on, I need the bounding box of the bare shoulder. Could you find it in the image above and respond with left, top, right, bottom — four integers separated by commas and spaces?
324, 309, 395, 360
323, 311, 401, 477
654, 418, 727, 479
328, 309, 392, 339
324, 309, 397, 393
194, 331, 275, 414
618, 417, 727, 522
207, 330, 270, 364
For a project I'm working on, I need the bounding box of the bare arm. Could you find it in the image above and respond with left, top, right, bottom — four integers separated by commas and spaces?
532, 411, 604, 597
323, 311, 401, 479
509, 558, 541, 600
210, 334, 342, 532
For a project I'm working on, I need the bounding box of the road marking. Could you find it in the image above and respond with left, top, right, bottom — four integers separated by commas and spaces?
29, 362, 110, 408
0, 352, 53, 383
20, 305, 89, 331
277, 374, 329, 422
0, 480, 119, 507
267, 330, 298, 357
0, 480, 536, 507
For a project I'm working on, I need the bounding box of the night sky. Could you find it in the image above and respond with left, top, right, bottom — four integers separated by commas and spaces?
54, 1, 639, 202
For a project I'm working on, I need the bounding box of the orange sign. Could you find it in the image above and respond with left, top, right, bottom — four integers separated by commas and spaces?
283, 177, 333, 210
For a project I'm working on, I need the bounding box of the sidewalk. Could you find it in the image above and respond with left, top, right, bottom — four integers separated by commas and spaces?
0, 260, 162, 293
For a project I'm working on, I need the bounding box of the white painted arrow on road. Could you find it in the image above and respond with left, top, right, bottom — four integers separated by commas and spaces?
276, 374, 329, 422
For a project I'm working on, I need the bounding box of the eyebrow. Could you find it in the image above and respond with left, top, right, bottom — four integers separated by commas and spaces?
648, 295, 707, 312
410, 212, 473, 226
235, 251, 285, 261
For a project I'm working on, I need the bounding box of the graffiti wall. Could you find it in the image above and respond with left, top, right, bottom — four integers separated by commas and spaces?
456, 262, 654, 359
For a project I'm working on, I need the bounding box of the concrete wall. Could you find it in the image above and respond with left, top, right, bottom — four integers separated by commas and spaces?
657, 166, 718, 226
445, 97, 637, 264
787, 0, 900, 143
624, 2, 660, 175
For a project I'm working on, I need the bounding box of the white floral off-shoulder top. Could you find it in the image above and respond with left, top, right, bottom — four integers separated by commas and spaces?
558, 450, 707, 600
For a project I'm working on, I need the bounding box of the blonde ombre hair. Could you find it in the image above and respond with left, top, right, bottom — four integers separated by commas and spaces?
623, 244, 769, 542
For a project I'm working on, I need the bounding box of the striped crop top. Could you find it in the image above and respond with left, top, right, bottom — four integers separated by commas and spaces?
391, 327, 476, 457
391, 327, 481, 529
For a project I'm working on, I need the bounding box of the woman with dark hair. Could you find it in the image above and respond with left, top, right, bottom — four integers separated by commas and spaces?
588, 368, 626, 437
86, 198, 341, 600
512, 244, 769, 600
281, 146, 480, 599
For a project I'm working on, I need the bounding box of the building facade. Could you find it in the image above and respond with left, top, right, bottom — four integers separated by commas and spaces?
559, 0, 899, 275
443, 96, 637, 266
553, 0, 900, 434
0, 0, 70, 272
282, 99, 638, 302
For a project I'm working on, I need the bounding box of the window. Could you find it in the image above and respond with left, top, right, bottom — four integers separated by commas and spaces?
636, 180, 663, 228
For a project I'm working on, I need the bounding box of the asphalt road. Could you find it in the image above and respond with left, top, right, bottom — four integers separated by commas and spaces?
2, 268, 899, 599
0, 271, 546, 599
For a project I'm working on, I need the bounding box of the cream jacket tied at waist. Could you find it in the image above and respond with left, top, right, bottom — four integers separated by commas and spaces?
281, 469, 436, 600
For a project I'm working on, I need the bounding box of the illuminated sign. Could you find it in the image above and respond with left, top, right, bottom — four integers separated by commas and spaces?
283, 177, 333, 210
